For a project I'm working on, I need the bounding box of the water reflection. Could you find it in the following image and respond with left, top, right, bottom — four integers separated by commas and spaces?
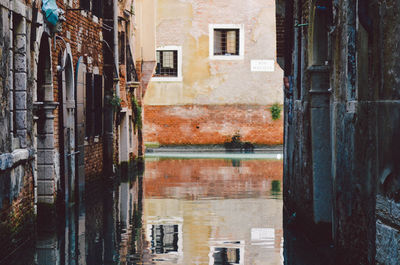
6, 157, 285, 265
143, 158, 283, 265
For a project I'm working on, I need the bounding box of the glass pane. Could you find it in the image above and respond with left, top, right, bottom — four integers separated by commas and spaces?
226, 30, 237, 54
214, 30, 223, 55
162, 51, 174, 68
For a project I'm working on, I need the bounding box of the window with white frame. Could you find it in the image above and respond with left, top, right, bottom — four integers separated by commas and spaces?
209, 24, 244, 60
152, 46, 182, 82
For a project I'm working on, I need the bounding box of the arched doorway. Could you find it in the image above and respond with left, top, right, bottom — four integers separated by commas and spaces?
35, 33, 57, 204
60, 48, 76, 203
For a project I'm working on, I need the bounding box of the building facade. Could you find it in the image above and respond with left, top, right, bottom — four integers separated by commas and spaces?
280, 0, 400, 264
0, 0, 155, 261
143, 0, 284, 146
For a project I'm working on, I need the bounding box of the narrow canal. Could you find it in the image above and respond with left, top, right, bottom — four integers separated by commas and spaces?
6, 154, 335, 265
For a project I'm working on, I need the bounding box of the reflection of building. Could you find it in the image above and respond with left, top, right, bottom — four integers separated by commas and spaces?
143, 198, 283, 265
145, 159, 283, 199
143, 158, 284, 265
144, 0, 284, 146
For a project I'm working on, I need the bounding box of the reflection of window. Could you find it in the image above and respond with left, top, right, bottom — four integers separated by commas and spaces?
151, 225, 179, 254
155, 50, 178, 77
213, 29, 239, 56
213, 248, 240, 265
210, 242, 244, 265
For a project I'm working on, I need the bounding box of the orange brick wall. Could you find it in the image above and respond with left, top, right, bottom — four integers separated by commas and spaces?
143, 105, 283, 145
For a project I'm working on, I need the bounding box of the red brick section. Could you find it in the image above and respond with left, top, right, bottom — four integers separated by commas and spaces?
84, 142, 103, 181
144, 105, 283, 145
0, 165, 35, 260
144, 159, 283, 199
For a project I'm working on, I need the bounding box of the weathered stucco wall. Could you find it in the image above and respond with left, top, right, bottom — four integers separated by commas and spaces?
144, 0, 283, 105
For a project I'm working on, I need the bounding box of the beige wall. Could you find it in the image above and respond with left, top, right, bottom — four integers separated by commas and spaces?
144, 0, 284, 106
134, 0, 157, 62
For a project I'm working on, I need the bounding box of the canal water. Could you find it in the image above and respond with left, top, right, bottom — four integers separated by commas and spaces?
6, 155, 291, 265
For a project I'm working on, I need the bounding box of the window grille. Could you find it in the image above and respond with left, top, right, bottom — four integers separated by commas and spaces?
213, 29, 240, 56
80, 0, 103, 18
154, 50, 178, 77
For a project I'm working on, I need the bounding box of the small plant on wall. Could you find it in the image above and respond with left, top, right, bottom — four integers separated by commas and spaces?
110, 93, 122, 113
270, 103, 282, 120
131, 95, 142, 133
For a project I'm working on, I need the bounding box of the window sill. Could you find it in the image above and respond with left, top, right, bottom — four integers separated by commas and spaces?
152, 76, 183, 82
210, 55, 244, 61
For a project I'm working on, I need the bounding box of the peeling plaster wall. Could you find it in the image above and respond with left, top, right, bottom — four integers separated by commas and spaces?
144, 0, 284, 106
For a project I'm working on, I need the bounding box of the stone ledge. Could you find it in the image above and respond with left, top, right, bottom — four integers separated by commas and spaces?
0, 148, 35, 171
376, 220, 400, 265
376, 194, 400, 228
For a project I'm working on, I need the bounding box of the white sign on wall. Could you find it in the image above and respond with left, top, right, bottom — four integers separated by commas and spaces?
251, 60, 275, 72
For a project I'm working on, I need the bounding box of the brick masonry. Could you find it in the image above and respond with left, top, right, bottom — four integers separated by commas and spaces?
144, 104, 283, 145
84, 141, 103, 182
51, 1, 105, 179
0, 163, 35, 261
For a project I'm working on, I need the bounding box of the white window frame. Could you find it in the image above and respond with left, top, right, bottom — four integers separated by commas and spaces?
209, 24, 245, 60
152, 46, 183, 82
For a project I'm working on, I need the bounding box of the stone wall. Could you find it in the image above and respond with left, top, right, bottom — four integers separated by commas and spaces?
0, 6, 11, 153
281, 0, 400, 263
144, 104, 283, 145
0, 1, 36, 262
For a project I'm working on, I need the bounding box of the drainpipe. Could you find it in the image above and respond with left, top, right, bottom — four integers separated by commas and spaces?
114, 0, 120, 97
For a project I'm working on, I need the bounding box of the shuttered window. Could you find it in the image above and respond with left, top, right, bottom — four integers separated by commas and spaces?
85, 73, 93, 137
93, 75, 103, 136
85, 73, 103, 138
